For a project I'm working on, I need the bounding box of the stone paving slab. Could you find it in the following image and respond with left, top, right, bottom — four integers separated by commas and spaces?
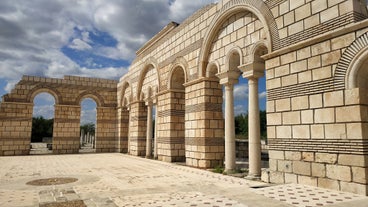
0, 153, 367, 207
252, 184, 366, 207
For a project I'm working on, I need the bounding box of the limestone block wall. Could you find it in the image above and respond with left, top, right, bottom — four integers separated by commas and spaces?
185, 79, 224, 168
128, 101, 147, 156
115, 0, 368, 195
0, 75, 118, 155
156, 90, 186, 162
0, 102, 33, 155
53, 105, 80, 154
265, 26, 368, 194
117, 107, 129, 153
96, 107, 117, 153
267, 0, 367, 50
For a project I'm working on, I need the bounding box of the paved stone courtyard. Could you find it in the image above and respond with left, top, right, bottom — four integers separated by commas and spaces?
0, 153, 367, 207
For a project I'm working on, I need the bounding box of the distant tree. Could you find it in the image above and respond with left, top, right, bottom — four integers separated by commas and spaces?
80, 123, 95, 136
260, 110, 267, 140
234, 110, 267, 140
31, 116, 53, 142
235, 113, 248, 138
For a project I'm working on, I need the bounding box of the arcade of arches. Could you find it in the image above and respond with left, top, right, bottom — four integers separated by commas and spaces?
1, 0, 368, 195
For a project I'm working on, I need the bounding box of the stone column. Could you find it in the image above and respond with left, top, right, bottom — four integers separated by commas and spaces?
154, 106, 158, 159
240, 62, 264, 178
80, 129, 84, 146
217, 70, 240, 172
248, 77, 261, 177
146, 100, 153, 158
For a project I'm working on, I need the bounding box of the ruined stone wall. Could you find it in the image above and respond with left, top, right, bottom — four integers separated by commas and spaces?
0, 75, 118, 155
117, 0, 368, 195
2, 0, 368, 196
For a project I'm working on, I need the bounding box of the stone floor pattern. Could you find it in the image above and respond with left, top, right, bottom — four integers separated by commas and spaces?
0, 153, 367, 207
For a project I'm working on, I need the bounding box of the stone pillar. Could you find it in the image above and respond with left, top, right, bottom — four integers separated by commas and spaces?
53, 104, 81, 154
146, 100, 153, 158
184, 78, 225, 168
117, 107, 129, 153
248, 78, 261, 177
0, 102, 33, 156
95, 107, 118, 153
240, 62, 264, 178
156, 90, 185, 162
128, 101, 147, 156
154, 106, 158, 159
217, 70, 241, 172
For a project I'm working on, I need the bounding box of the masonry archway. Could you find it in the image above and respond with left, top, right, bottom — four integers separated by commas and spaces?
30, 92, 56, 155
198, 0, 275, 77
166, 65, 186, 162
118, 81, 132, 153
130, 61, 159, 156
79, 98, 97, 153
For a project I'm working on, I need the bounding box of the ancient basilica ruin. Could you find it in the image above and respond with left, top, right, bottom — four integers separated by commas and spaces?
1, 0, 368, 195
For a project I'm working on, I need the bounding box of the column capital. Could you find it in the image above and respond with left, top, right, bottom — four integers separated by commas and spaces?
239, 62, 264, 79
216, 70, 241, 86
145, 99, 153, 106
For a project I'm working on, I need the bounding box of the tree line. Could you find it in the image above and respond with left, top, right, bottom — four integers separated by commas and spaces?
235, 110, 267, 140
31, 111, 267, 142
31, 116, 95, 142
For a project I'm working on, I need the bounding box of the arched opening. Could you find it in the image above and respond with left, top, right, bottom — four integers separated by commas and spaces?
30, 92, 55, 155
79, 98, 97, 153
166, 66, 186, 162
203, 7, 271, 172
222, 49, 243, 172
119, 83, 131, 154
198, 2, 277, 77
135, 62, 159, 157
354, 58, 368, 89
170, 67, 185, 90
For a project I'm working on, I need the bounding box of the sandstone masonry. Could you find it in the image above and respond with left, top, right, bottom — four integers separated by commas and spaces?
1, 0, 368, 195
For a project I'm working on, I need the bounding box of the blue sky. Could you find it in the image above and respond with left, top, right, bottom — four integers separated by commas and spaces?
0, 0, 266, 123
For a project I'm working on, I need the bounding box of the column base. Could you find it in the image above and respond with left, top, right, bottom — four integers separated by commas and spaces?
245, 174, 261, 181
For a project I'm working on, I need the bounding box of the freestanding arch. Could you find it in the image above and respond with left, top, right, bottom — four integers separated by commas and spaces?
0, 75, 117, 155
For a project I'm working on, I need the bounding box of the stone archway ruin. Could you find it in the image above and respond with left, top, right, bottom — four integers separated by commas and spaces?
1, 0, 368, 195
0, 75, 117, 155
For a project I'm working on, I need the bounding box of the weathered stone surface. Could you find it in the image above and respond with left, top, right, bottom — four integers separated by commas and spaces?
1, 0, 368, 196
326, 165, 352, 182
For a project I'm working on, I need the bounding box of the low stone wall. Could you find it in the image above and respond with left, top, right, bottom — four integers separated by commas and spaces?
236, 139, 249, 158
236, 139, 269, 159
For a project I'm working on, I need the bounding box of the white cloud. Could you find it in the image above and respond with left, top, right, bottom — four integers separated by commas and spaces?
234, 104, 247, 116
81, 108, 97, 125
33, 105, 55, 119
234, 84, 249, 100
259, 91, 267, 99
69, 38, 92, 50
0, 0, 217, 98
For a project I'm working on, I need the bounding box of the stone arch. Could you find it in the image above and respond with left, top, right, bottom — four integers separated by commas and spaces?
137, 57, 160, 101
225, 46, 243, 72
334, 32, 368, 89
28, 86, 61, 104
198, 0, 278, 77
120, 81, 133, 107
168, 57, 188, 90
250, 40, 269, 61
76, 91, 104, 107
206, 60, 220, 78
346, 49, 368, 89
